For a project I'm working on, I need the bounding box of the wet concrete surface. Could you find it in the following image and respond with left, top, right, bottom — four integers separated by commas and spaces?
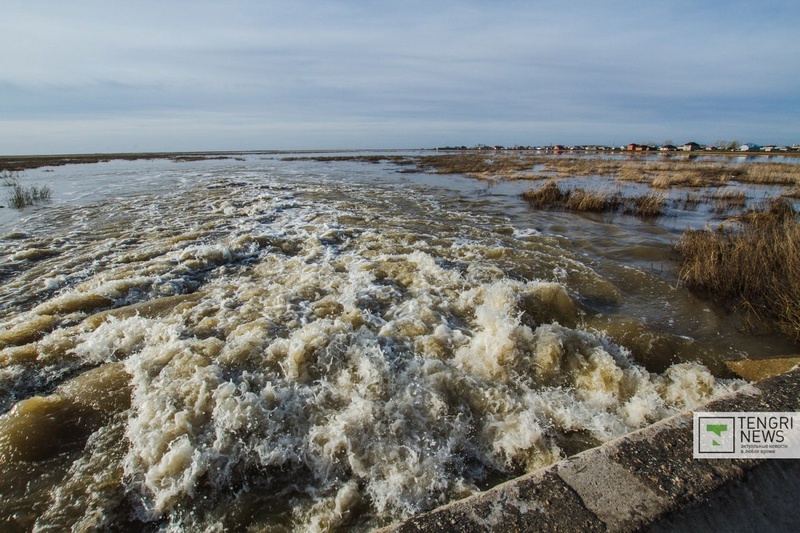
381, 366, 800, 532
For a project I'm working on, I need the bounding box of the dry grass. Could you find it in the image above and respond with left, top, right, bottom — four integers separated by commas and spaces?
674, 199, 800, 339
783, 186, 800, 199
652, 170, 717, 189
565, 188, 623, 212
650, 164, 742, 189
521, 181, 566, 208
737, 162, 800, 185
705, 190, 747, 214
616, 166, 650, 183
540, 158, 623, 177
281, 155, 416, 166
407, 154, 800, 192
417, 154, 627, 180
613, 161, 740, 188
522, 182, 665, 217
626, 194, 666, 218
417, 154, 542, 178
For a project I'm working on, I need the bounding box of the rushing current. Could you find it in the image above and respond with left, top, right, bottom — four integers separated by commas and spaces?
0, 153, 782, 531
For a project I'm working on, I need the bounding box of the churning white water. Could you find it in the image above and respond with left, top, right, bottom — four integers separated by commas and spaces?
0, 153, 757, 531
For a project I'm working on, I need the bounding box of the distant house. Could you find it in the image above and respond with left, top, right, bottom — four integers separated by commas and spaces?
739, 143, 760, 152
680, 142, 703, 151
627, 143, 654, 151
659, 144, 677, 151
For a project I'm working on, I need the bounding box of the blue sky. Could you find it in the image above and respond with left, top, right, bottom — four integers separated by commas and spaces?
1, 1, 798, 154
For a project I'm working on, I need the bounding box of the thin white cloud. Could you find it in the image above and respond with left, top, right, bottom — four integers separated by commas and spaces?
1, 0, 798, 153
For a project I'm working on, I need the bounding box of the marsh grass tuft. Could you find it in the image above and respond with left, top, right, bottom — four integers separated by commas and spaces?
737, 162, 800, 185
651, 166, 736, 189
566, 188, 622, 213
522, 181, 622, 212
674, 199, 800, 339
627, 193, 666, 218
3, 175, 53, 209
521, 181, 567, 208
522, 181, 664, 217
706, 190, 747, 214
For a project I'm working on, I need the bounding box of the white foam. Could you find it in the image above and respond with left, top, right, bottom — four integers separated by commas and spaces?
0, 164, 745, 531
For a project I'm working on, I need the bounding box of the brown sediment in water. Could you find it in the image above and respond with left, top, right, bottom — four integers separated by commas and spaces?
515, 165, 800, 340
1, 152, 798, 531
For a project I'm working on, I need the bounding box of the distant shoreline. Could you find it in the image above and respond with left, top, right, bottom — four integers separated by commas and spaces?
2, 147, 799, 172
0, 151, 303, 172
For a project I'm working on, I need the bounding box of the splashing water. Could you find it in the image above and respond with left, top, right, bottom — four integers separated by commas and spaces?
0, 155, 745, 531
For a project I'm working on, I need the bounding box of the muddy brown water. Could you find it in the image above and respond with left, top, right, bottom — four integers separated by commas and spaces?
0, 153, 796, 531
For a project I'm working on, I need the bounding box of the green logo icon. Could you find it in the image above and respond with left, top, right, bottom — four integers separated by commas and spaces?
706, 423, 728, 446
696, 415, 736, 455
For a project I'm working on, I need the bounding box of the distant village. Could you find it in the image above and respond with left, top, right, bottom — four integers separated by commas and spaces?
434, 142, 800, 153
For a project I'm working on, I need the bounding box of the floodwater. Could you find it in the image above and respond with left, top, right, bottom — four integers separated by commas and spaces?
0, 153, 793, 531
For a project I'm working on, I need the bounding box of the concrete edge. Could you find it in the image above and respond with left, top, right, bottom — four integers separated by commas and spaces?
379, 367, 800, 533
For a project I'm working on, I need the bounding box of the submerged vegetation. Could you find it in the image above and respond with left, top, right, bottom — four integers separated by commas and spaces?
522, 180, 666, 218
416, 153, 544, 179
412, 152, 800, 188
675, 200, 800, 340
2, 172, 53, 209
434, 154, 800, 341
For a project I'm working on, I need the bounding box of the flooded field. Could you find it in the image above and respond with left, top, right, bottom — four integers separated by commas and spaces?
0, 152, 797, 531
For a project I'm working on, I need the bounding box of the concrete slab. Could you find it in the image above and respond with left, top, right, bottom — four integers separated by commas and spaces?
556, 450, 670, 531
384, 468, 604, 533
381, 368, 800, 533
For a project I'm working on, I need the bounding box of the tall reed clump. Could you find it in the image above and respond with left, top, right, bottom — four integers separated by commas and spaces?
626, 193, 666, 218
566, 188, 622, 212
522, 181, 664, 217
3, 174, 53, 208
522, 181, 622, 212
674, 199, 800, 340
521, 180, 565, 208
706, 190, 747, 214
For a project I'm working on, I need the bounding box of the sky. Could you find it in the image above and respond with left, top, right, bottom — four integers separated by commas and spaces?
1, 1, 799, 154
